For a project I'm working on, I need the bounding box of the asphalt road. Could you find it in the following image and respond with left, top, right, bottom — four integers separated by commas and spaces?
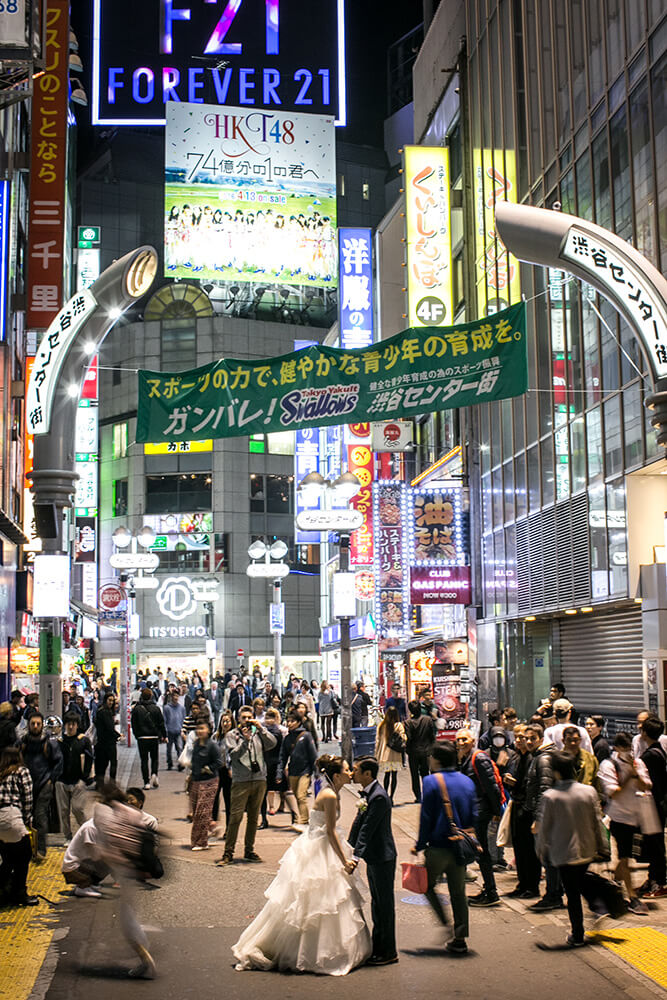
29, 746, 667, 1000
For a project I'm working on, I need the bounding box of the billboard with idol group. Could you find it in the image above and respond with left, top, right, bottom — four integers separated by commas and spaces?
165, 103, 337, 288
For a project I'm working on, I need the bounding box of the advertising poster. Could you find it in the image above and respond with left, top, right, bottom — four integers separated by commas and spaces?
339, 227, 374, 349
432, 662, 467, 739
346, 442, 374, 566
404, 145, 452, 328
138, 302, 528, 442
373, 481, 409, 638
411, 486, 465, 564
473, 148, 521, 317
165, 102, 337, 288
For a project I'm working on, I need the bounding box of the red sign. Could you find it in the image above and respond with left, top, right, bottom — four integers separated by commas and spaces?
348, 423, 370, 438
410, 565, 471, 605
27, 0, 70, 329
98, 584, 124, 611
82, 357, 99, 400
347, 443, 374, 566
237, 648, 244, 657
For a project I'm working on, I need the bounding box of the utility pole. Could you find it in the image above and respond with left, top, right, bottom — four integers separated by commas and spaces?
338, 532, 353, 764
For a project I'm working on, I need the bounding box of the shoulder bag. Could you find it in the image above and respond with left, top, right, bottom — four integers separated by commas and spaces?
387, 724, 407, 754
434, 771, 482, 867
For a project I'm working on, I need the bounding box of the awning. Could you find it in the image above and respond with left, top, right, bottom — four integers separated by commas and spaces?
0, 508, 29, 546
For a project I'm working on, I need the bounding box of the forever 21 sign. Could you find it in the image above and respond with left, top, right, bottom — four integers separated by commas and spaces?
92, 0, 344, 127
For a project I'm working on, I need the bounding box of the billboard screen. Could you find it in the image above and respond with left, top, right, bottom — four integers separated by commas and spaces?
92, 0, 345, 127
404, 145, 452, 329
165, 102, 336, 288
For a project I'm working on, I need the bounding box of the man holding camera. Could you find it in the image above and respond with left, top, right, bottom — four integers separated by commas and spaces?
216, 707, 276, 867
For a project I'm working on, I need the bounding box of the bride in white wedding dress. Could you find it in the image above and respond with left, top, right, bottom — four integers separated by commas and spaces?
232, 754, 372, 975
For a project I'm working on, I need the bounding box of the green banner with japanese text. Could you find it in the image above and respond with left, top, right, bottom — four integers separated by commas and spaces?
136, 302, 527, 443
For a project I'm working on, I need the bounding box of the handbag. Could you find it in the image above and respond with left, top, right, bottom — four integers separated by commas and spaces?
434, 772, 482, 867
496, 799, 513, 848
637, 791, 662, 836
401, 861, 428, 894
387, 727, 406, 753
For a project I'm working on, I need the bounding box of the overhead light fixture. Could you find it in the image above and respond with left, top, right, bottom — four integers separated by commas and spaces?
580, 606, 593, 613
634, 597, 643, 604
270, 539, 288, 560
112, 526, 133, 548
108, 307, 122, 320
524, 615, 536, 621
70, 81, 88, 106
67, 383, 79, 397
69, 52, 83, 72
69, 30, 79, 52
564, 609, 577, 615
247, 539, 267, 561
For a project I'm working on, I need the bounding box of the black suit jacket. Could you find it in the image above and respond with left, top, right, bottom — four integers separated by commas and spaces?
349, 780, 397, 864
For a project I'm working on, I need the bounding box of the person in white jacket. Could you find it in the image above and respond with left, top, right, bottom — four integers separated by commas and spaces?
598, 731, 651, 915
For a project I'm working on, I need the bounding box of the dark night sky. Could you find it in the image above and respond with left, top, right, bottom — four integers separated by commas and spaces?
69, 0, 421, 158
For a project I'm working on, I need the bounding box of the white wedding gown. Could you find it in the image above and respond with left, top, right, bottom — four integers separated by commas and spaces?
232, 808, 372, 975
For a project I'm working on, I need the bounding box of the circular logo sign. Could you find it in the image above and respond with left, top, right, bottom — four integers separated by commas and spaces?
349, 423, 370, 437
350, 445, 371, 466
415, 295, 447, 326
156, 576, 198, 622
99, 585, 124, 611
82, 227, 97, 241
384, 423, 402, 442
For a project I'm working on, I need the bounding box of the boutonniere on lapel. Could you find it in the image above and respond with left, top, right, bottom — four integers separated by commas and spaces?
356, 800, 368, 813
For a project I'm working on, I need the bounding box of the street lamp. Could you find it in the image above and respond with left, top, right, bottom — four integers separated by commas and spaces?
246, 539, 290, 690
296, 471, 362, 763
110, 525, 159, 742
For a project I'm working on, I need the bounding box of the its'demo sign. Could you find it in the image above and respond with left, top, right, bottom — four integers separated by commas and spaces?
92, 0, 345, 127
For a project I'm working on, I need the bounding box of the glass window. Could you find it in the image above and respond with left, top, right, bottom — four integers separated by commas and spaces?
492, 465, 503, 525
481, 471, 492, 529
570, 0, 587, 126
490, 403, 501, 470
214, 533, 230, 573
582, 296, 602, 407
565, 280, 584, 416
610, 106, 632, 240
515, 451, 527, 519
607, 481, 628, 596
249, 434, 265, 454
527, 444, 540, 512
625, 0, 646, 54
501, 399, 513, 459
513, 395, 525, 454
619, 313, 644, 384
570, 417, 586, 493
266, 475, 293, 514
575, 151, 593, 220
560, 168, 575, 215
586, 0, 606, 106
623, 382, 643, 468
652, 52, 667, 272
112, 422, 128, 459
525, 2, 542, 176
161, 320, 196, 370
606, 0, 625, 81
600, 298, 621, 393
589, 483, 609, 599
592, 129, 612, 230
493, 529, 507, 617
505, 523, 518, 618
554, 423, 570, 500
503, 459, 514, 523
541, 434, 554, 506
603, 395, 623, 478
553, 4, 571, 144
112, 478, 128, 517
629, 81, 656, 262
146, 473, 212, 514
250, 474, 265, 512
586, 406, 603, 481
267, 431, 295, 455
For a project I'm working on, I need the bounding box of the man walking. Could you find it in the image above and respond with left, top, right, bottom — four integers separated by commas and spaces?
456, 729, 503, 906
535, 751, 609, 948
413, 741, 477, 954
216, 712, 276, 866
277, 708, 317, 828
19, 712, 62, 859
405, 700, 435, 803
55, 713, 94, 845
162, 689, 186, 771
131, 688, 167, 790
349, 757, 398, 966
525, 723, 563, 911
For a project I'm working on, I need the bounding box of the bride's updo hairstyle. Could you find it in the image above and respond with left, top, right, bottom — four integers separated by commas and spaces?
316, 754, 345, 781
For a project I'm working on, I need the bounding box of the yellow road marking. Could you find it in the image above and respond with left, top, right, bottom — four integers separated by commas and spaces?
588, 927, 667, 990
0, 849, 64, 1000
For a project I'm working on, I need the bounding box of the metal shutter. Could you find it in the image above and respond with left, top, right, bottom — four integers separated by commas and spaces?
558, 606, 644, 716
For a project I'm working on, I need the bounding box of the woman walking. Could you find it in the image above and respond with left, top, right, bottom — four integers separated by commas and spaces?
318, 681, 335, 742
213, 712, 233, 835
190, 720, 222, 851
0, 747, 37, 906
375, 706, 406, 803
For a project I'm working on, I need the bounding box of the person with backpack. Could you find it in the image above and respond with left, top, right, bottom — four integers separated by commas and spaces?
375, 705, 406, 803
455, 728, 504, 906
131, 689, 167, 791
638, 714, 667, 898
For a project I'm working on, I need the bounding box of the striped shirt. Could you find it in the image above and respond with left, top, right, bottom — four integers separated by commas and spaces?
0, 766, 33, 825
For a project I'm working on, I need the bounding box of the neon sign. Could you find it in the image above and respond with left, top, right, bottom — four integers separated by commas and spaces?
92, 0, 346, 127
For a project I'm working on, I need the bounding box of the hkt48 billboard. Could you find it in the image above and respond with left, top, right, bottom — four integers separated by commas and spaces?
92, 0, 345, 126
165, 102, 337, 289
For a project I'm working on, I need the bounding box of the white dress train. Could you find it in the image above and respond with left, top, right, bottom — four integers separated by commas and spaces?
232, 808, 372, 975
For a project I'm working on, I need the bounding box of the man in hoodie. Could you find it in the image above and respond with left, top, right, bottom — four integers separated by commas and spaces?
55, 712, 94, 844
131, 688, 167, 791
456, 728, 503, 907
19, 711, 63, 859
277, 708, 317, 827
525, 723, 563, 911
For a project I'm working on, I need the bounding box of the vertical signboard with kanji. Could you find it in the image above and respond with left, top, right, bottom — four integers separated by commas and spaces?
339, 227, 374, 350
473, 148, 521, 317
347, 441, 373, 566
373, 481, 409, 639
27, 0, 70, 329
293, 339, 321, 544
409, 485, 471, 605
404, 146, 452, 329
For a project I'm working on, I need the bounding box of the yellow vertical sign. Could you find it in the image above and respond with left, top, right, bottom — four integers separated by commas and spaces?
404, 145, 453, 328
473, 148, 521, 316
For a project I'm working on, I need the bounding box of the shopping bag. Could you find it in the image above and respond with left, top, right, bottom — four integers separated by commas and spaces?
496, 800, 512, 847
401, 861, 428, 894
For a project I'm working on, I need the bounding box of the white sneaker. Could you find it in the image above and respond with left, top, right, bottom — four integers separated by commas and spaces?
150, 774, 159, 788
74, 885, 102, 898
143, 783, 151, 790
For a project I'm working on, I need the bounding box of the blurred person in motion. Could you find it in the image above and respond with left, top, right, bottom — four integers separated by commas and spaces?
638, 714, 667, 898
0, 747, 37, 906
232, 754, 370, 974
413, 741, 477, 954
535, 751, 610, 949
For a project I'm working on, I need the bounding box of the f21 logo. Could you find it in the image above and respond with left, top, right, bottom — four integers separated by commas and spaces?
161, 0, 281, 56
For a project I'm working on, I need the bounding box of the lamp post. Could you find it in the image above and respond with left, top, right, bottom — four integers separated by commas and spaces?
296, 471, 362, 764
246, 539, 289, 690
110, 524, 159, 742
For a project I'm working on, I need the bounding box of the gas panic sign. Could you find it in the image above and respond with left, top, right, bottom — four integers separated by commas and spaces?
92, 0, 345, 127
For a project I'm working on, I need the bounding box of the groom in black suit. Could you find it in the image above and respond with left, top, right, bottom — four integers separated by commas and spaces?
349, 756, 398, 966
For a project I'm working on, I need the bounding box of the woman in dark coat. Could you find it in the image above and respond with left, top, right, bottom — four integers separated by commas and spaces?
94, 692, 121, 785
